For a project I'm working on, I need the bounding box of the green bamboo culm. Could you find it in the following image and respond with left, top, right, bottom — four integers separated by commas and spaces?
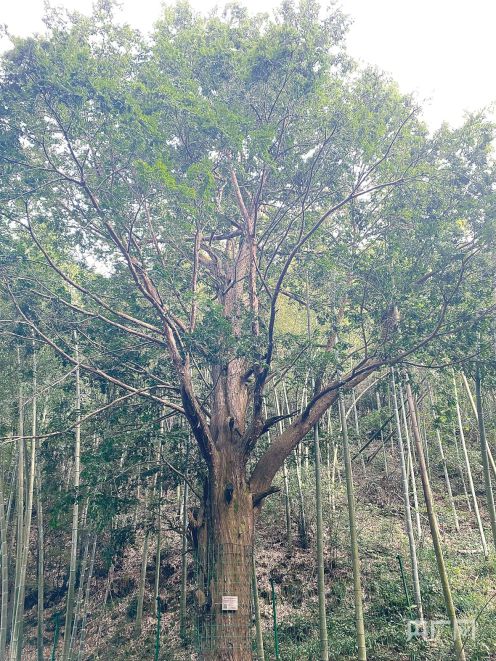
338, 389, 367, 661
179, 435, 190, 643
0, 445, 8, 661
392, 370, 424, 623
453, 371, 488, 557
405, 377, 466, 661
270, 577, 280, 661
397, 555, 417, 661
305, 273, 329, 660
397, 555, 411, 609
252, 553, 265, 661
51, 615, 60, 661
314, 423, 329, 660
475, 363, 496, 552
154, 598, 161, 661
62, 332, 81, 661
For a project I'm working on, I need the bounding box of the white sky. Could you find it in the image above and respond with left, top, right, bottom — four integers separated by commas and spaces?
1, 0, 495, 130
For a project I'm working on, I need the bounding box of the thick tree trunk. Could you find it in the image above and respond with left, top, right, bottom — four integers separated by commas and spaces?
195, 449, 254, 661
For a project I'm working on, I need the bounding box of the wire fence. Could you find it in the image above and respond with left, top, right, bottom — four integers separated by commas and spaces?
194, 542, 254, 659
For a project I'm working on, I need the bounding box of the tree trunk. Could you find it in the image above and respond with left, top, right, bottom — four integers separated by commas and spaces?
195, 449, 254, 661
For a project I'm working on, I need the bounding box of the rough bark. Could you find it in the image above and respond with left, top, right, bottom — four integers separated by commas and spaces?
193, 446, 254, 661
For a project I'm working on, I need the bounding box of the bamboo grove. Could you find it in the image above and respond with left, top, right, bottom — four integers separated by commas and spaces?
0, 1, 495, 659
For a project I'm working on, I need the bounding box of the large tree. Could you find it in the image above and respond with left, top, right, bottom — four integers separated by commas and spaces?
1, 2, 494, 658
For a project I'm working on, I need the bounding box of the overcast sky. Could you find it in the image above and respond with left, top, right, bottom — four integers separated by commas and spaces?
1, 0, 495, 130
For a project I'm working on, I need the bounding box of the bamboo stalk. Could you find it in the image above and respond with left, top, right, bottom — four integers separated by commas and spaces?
136, 491, 150, 634
11, 348, 25, 661
252, 553, 265, 661
36, 455, 44, 661
13, 341, 38, 661
376, 392, 389, 479
77, 534, 97, 661
283, 383, 307, 547
179, 435, 189, 642
461, 371, 496, 481
428, 386, 459, 531
392, 370, 423, 623
353, 389, 367, 473
62, 332, 82, 661
453, 374, 488, 557
399, 383, 422, 538
475, 365, 496, 551
405, 377, 466, 661
272, 392, 292, 553
153, 431, 162, 616
338, 390, 367, 660
314, 422, 329, 660
0, 444, 8, 660
452, 422, 472, 511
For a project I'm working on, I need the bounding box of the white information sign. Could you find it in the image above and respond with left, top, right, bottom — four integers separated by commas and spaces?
222, 595, 238, 612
